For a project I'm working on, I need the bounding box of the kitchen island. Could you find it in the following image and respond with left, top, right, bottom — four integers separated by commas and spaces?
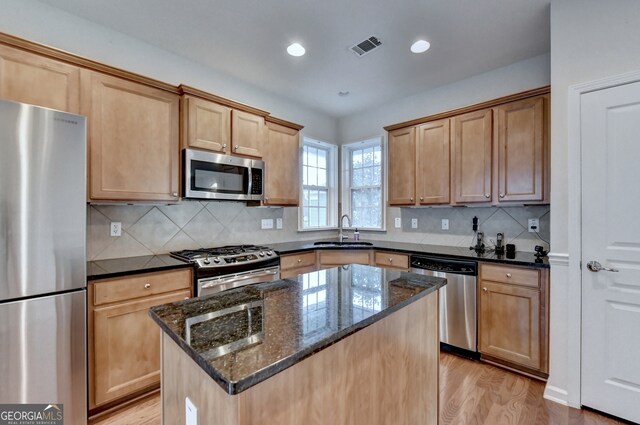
149, 264, 446, 425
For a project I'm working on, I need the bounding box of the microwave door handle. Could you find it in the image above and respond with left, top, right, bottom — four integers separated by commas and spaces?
247, 166, 252, 197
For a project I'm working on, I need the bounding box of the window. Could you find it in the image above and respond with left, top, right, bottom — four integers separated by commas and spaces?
300, 137, 338, 230
341, 137, 385, 230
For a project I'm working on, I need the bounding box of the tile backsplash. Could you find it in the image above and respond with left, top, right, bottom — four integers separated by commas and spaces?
87, 201, 333, 260
362, 205, 550, 253
87, 201, 550, 260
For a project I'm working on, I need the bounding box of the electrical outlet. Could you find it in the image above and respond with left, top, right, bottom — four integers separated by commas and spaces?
528, 218, 539, 233
261, 219, 274, 229
394, 217, 401, 228
185, 397, 198, 425
276, 218, 283, 229
441, 219, 449, 230
110, 222, 121, 237
411, 218, 418, 229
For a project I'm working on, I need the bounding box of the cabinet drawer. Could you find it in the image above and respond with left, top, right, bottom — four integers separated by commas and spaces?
93, 269, 192, 306
280, 251, 316, 271
281, 265, 318, 279
318, 250, 371, 266
480, 264, 539, 288
374, 251, 409, 270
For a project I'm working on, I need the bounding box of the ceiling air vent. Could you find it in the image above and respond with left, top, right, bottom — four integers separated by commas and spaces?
350, 36, 382, 57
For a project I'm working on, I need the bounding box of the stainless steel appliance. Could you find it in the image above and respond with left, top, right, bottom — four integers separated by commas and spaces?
183, 149, 264, 201
171, 245, 279, 297
0, 100, 87, 423
410, 255, 478, 357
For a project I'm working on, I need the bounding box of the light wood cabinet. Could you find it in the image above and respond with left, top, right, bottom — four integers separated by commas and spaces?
495, 96, 547, 203
451, 109, 493, 204
388, 127, 416, 205
82, 70, 180, 202
0, 44, 80, 113
181, 95, 230, 153
231, 109, 265, 158
318, 250, 373, 268
416, 119, 451, 205
88, 269, 192, 413
478, 264, 548, 376
264, 119, 301, 206
280, 251, 317, 278
373, 251, 409, 271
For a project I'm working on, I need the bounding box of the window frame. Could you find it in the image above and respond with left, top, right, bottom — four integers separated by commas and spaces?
341, 136, 386, 231
298, 136, 339, 231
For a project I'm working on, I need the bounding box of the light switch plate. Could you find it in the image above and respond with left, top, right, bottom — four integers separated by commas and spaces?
261, 219, 274, 229
186, 397, 197, 425
110, 222, 121, 237
411, 218, 418, 229
394, 218, 401, 228
528, 218, 539, 233
276, 218, 283, 229
441, 219, 449, 230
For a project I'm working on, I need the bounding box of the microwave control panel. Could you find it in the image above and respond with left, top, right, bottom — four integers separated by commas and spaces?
251, 169, 263, 195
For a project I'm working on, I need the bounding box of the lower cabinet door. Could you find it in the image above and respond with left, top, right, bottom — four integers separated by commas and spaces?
92, 290, 190, 406
478, 281, 541, 370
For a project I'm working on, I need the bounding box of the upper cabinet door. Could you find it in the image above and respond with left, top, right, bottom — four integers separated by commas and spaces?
416, 119, 450, 205
496, 97, 546, 202
0, 45, 80, 113
83, 70, 180, 202
264, 122, 300, 206
231, 110, 264, 158
182, 96, 230, 153
388, 127, 416, 206
452, 109, 493, 203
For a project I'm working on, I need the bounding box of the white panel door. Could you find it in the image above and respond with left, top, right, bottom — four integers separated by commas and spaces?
581, 81, 640, 423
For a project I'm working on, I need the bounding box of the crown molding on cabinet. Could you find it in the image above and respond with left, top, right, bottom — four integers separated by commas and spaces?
178, 84, 269, 118
264, 115, 304, 131
383, 85, 551, 132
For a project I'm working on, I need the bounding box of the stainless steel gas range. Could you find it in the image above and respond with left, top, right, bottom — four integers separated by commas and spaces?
170, 245, 280, 297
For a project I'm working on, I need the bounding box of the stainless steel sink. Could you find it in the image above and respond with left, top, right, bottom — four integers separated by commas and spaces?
313, 241, 373, 247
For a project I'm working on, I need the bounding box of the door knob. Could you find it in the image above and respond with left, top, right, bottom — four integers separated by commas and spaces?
482, 287, 488, 292
586, 261, 619, 273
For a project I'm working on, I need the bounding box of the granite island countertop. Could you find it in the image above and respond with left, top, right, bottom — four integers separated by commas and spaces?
149, 264, 446, 395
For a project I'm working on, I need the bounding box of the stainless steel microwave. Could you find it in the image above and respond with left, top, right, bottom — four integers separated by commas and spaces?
183, 149, 264, 201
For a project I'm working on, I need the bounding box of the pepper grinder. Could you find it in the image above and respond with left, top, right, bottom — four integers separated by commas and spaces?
494, 232, 505, 254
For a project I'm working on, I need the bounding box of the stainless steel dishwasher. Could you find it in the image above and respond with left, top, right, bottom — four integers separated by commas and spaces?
410, 255, 478, 357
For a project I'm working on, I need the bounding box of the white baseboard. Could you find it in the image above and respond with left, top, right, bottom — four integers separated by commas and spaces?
543, 384, 569, 406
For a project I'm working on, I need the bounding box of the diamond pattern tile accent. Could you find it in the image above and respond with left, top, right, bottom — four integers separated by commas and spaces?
182, 209, 225, 248
128, 208, 180, 252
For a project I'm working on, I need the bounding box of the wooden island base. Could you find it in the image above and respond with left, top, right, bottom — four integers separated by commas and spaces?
161, 290, 439, 425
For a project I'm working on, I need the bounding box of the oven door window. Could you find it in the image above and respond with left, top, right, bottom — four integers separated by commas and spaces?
191, 160, 249, 194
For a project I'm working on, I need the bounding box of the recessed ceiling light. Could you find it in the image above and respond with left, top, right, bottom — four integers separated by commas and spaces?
410, 40, 431, 53
338, 91, 350, 97
287, 43, 305, 57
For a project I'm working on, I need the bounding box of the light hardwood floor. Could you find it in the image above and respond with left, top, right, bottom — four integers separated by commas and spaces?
91, 353, 626, 425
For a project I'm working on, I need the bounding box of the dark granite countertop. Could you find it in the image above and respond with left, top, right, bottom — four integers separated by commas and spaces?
270, 239, 550, 269
87, 254, 193, 280
149, 264, 446, 395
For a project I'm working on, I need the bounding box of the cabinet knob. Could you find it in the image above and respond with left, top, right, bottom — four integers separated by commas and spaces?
410, 197, 414, 202
485, 194, 490, 199
172, 192, 178, 197
184, 297, 189, 300
482, 287, 488, 292
222, 143, 227, 149
265, 197, 269, 201
234, 145, 239, 151
499, 193, 505, 198
389, 258, 393, 263
506, 273, 512, 278
298, 259, 302, 263
144, 283, 151, 289
420, 197, 424, 201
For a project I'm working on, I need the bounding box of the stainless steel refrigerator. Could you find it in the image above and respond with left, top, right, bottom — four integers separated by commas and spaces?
0, 100, 87, 423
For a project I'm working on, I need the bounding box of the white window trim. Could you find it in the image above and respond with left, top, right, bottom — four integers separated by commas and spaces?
341, 136, 387, 231
298, 136, 339, 231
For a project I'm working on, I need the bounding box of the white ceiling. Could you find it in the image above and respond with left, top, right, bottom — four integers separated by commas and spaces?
38, 0, 550, 117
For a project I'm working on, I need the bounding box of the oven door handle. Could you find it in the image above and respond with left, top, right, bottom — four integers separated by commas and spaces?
200, 268, 280, 292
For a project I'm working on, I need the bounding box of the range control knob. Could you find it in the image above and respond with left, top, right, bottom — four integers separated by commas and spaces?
266, 250, 273, 256
258, 251, 265, 257
203, 258, 211, 265
213, 257, 221, 264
